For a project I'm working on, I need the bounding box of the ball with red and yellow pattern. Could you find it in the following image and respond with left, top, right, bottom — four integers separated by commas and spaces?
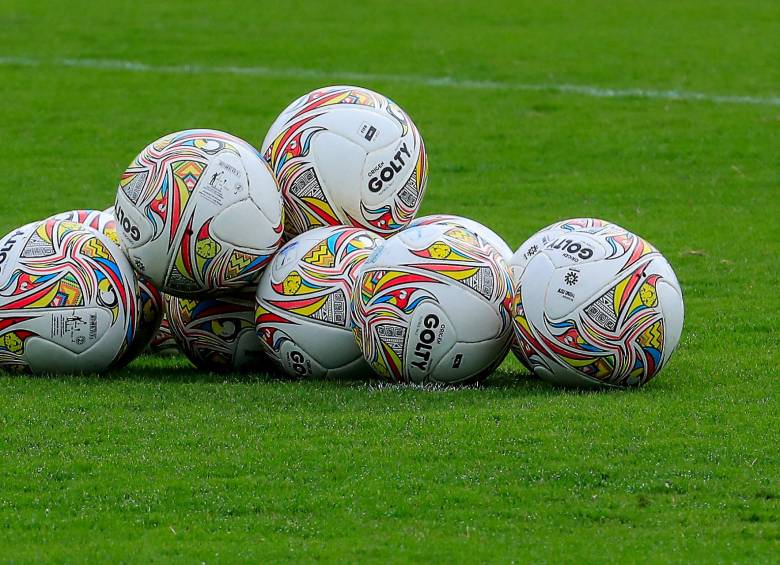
0, 219, 138, 373
262, 85, 427, 238
256, 225, 382, 379
511, 223, 684, 387
352, 223, 513, 385
114, 129, 283, 296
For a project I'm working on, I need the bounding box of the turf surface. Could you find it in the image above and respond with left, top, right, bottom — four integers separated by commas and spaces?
1, 0, 778, 561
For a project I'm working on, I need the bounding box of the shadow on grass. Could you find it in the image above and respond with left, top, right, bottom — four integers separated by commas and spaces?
112, 364, 281, 384
2, 356, 653, 397
118, 362, 645, 399
463, 369, 644, 398
0, 356, 280, 385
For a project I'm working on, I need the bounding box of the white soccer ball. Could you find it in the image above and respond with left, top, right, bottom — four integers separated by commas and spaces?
407, 214, 512, 261
114, 129, 284, 296
256, 225, 382, 379
50, 208, 164, 367
0, 219, 138, 373
166, 292, 266, 372
352, 223, 513, 384
262, 85, 428, 237
512, 224, 684, 387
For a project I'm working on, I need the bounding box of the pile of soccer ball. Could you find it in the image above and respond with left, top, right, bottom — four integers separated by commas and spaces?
0, 85, 684, 388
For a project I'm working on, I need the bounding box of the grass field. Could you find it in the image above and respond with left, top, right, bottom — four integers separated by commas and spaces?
1, 0, 779, 561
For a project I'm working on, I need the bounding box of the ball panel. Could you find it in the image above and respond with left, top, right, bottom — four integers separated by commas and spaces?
353, 267, 443, 381
309, 106, 402, 151
0, 224, 34, 278
510, 217, 622, 281
432, 336, 511, 385
362, 132, 420, 207
277, 337, 326, 378
358, 133, 427, 235
261, 314, 368, 379
656, 278, 684, 366
263, 87, 388, 147
23, 315, 117, 373
245, 155, 284, 228
114, 192, 169, 283
211, 199, 280, 253
311, 131, 366, 224
404, 301, 456, 383
408, 214, 512, 261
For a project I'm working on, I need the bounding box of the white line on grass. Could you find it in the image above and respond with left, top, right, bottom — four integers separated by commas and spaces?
2, 55, 779, 108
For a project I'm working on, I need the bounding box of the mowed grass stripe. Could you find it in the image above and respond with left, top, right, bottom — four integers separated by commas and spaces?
1, 55, 779, 107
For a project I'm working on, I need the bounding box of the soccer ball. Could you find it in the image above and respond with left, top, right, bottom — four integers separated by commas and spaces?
352, 223, 513, 384
407, 214, 512, 261
0, 219, 137, 373
262, 85, 427, 237
256, 225, 382, 379
50, 208, 164, 367
166, 292, 267, 372
114, 129, 284, 296
512, 224, 684, 387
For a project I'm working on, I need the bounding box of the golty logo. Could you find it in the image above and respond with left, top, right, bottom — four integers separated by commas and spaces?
410, 313, 440, 372
114, 205, 141, 242
367, 142, 412, 193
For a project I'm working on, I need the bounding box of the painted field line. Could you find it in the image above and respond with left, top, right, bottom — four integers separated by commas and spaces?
2, 55, 779, 107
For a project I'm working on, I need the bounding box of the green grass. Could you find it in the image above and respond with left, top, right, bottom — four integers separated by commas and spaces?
1, 0, 779, 561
